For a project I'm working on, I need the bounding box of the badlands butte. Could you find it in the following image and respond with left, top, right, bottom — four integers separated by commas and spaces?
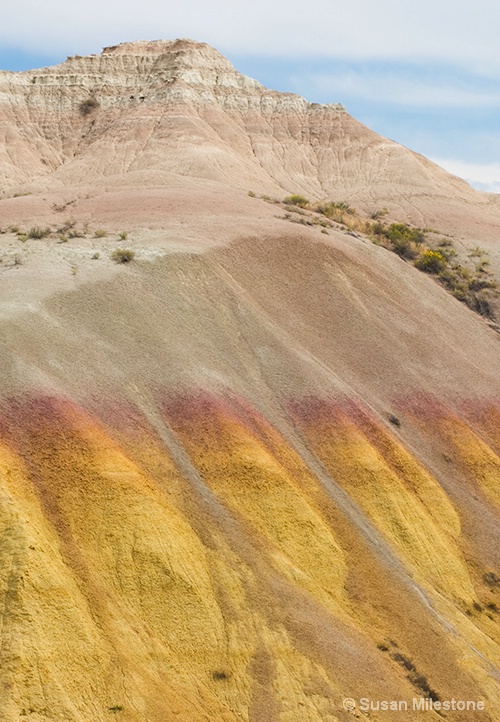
1, 37, 500, 722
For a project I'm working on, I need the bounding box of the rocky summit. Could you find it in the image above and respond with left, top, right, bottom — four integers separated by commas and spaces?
0, 39, 500, 722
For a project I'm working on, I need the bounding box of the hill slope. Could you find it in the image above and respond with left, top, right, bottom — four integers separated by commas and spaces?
0, 40, 499, 722
1, 39, 500, 238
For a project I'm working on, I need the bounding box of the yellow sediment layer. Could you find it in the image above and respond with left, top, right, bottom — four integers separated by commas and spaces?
2, 395, 499, 720
430, 592, 500, 709
1, 399, 366, 721
462, 403, 500, 457
169, 404, 349, 617
434, 415, 500, 508
0, 407, 247, 721
28, 410, 228, 672
0, 439, 115, 720
296, 409, 476, 605
204, 540, 347, 722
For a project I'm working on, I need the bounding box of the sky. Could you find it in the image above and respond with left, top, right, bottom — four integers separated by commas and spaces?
1, 0, 499, 193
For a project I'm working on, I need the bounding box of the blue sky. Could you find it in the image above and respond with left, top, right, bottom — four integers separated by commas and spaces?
1, 0, 499, 192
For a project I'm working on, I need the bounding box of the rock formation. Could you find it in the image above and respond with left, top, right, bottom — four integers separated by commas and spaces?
0, 40, 499, 722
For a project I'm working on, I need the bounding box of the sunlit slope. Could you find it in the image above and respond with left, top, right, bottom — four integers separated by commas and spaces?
2, 39, 500, 242
1, 391, 499, 721
0, 230, 499, 720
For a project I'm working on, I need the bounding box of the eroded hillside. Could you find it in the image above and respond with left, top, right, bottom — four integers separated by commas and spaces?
0, 40, 499, 722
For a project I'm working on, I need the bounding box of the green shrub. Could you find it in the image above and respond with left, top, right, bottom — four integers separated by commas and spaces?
414, 249, 448, 274
473, 294, 495, 319
79, 97, 100, 116
439, 266, 469, 294
438, 246, 457, 260
387, 223, 425, 245
370, 208, 389, 220
28, 226, 51, 239
315, 200, 355, 220
468, 245, 485, 258
391, 237, 418, 259
59, 218, 76, 232
111, 249, 135, 264
370, 221, 386, 237
283, 194, 310, 208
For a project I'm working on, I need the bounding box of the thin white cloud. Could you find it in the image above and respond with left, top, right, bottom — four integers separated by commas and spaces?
432, 158, 500, 193
3, 0, 499, 187
2, 0, 500, 70
291, 71, 500, 109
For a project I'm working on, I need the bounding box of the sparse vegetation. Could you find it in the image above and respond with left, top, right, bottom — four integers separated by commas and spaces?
371, 222, 425, 259
468, 245, 485, 258
278, 195, 499, 322
27, 226, 51, 239
212, 670, 230, 681
94, 229, 108, 238
283, 194, 310, 208
483, 572, 500, 588
58, 218, 76, 233
79, 96, 100, 116
414, 249, 448, 274
378, 642, 439, 702
118, 231, 128, 241
371, 207, 389, 220
69, 228, 85, 238
111, 248, 135, 263
392, 652, 416, 672
315, 200, 355, 221
52, 199, 76, 213
408, 672, 440, 702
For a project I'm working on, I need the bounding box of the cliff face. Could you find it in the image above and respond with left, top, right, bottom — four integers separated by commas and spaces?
1, 39, 500, 237
0, 41, 500, 722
